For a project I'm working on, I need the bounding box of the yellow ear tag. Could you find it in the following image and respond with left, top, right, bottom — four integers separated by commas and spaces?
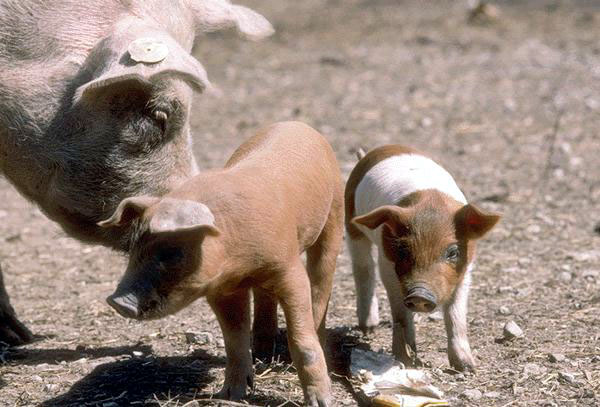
128, 37, 169, 64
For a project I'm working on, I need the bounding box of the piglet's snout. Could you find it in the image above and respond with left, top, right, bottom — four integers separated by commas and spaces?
404, 285, 437, 313
107, 292, 140, 319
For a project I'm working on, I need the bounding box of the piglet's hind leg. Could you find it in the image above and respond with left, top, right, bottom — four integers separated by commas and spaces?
276, 259, 332, 407
347, 235, 379, 332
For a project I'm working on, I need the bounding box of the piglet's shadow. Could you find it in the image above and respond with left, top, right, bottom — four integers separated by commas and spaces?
42, 348, 225, 407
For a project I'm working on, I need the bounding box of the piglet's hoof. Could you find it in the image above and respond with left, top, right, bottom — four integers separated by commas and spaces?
215, 371, 254, 401
0, 308, 34, 346
305, 386, 333, 407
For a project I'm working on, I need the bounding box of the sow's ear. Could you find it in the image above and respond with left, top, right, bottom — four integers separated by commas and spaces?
456, 203, 501, 240
74, 17, 211, 105
149, 198, 220, 236
98, 196, 159, 228
352, 205, 411, 236
188, 0, 274, 41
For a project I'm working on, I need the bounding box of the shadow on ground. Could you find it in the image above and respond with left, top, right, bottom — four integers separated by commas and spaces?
42, 348, 224, 407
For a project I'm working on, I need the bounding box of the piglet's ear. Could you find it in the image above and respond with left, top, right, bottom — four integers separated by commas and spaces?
187, 0, 274, 41
74, 17, 211, 105
456, 204, 501, 240
98, 196, 159, 229
149, 198, 220, 236
352, 205, 410, 235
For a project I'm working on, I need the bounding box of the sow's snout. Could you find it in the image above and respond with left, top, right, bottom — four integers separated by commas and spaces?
107, 292, 140, 319
404, 284, 438, 313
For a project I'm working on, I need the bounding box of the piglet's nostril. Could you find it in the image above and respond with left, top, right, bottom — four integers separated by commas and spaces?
107, 293, 140, 319
404, 287, 437, 313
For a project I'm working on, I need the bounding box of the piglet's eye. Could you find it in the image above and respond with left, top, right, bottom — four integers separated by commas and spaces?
155, 247, 184, 265
445, 244, 460, 262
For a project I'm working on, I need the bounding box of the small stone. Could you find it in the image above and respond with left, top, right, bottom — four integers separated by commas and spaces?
484, 391, 501, 398
523, 362, 546, 376
497, 286, 513, 294
428, 311, 444, 321
558, 371, 576, 384
132, 351, 143, 357
503, 320, 523, 340
185, 331, 213, 345
548, 353, 566, 363
216, 339, 225, 348
558, 271, 572, 283
526, 224, 541, 234
582, 270, 599, 280
421, 117, 433, 127
461, 389, 482, 401
498, 306, 511, 315
43, 383, 59, 392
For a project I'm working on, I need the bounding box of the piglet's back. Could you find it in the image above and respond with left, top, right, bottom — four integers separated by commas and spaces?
346, 145, 466, 238
198, 121, 341, 254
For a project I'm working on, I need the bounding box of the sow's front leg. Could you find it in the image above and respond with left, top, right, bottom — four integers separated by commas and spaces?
0, 265, 34, 345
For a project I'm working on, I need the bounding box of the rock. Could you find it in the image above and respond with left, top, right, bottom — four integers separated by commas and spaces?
43, 383, 59, 392
484, 391, 501, 398
558, 271, 572, 283
558, 371, 576, 384
526, 224, 541, 234
498, 306, 511, 315
216, 338, 225, 348
185, 331, 213, 345
497, 286, 513, 294
461, 389, 482, 401
428, 311, 444, 321
548, 353, 566, 363
132, 351, 143, 357
582, 270, 599, 280
503, 320, 523, 340
523, 363, 546, 376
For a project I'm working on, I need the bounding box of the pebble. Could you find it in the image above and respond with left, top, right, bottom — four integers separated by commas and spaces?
503, 320, 523, 340
497, 286, 513, 294
216, 338, 225, 348
582, 270, 599, 280
484, 391, 501, 398
523, 362, 546, 376
498, 306, 511, 315
185, 331, 213, 345
132, 351, 143, 357
428, 311, 444, 321
548, 353, 566, 363
526, 224, 541, 234
461, 389, 482, 401
558, 271, 572, 283
43, 383, 59, 392
558, 371, 576, 384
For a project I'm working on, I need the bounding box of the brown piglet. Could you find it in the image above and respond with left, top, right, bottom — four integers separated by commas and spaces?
345, 145, 500, 372
99, 122, 344, 406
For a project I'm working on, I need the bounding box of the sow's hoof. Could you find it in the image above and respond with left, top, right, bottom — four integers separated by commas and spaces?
0, 309, 34, 346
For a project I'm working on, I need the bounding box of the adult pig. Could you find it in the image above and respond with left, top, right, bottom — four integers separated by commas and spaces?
0, 0, 273, 345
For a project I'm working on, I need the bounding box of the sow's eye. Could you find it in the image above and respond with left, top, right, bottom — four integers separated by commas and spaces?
444, 244, 460, 263
155, 247, 184, 265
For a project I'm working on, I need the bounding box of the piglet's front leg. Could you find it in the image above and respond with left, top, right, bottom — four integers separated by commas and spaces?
444, 270, 475, 372
208, 290, 254, 400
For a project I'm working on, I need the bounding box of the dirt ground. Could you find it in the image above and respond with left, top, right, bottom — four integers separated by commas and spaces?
1, 0, 599, 406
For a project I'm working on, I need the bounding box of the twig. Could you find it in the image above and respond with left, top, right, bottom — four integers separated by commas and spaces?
190, 399, 263, 407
